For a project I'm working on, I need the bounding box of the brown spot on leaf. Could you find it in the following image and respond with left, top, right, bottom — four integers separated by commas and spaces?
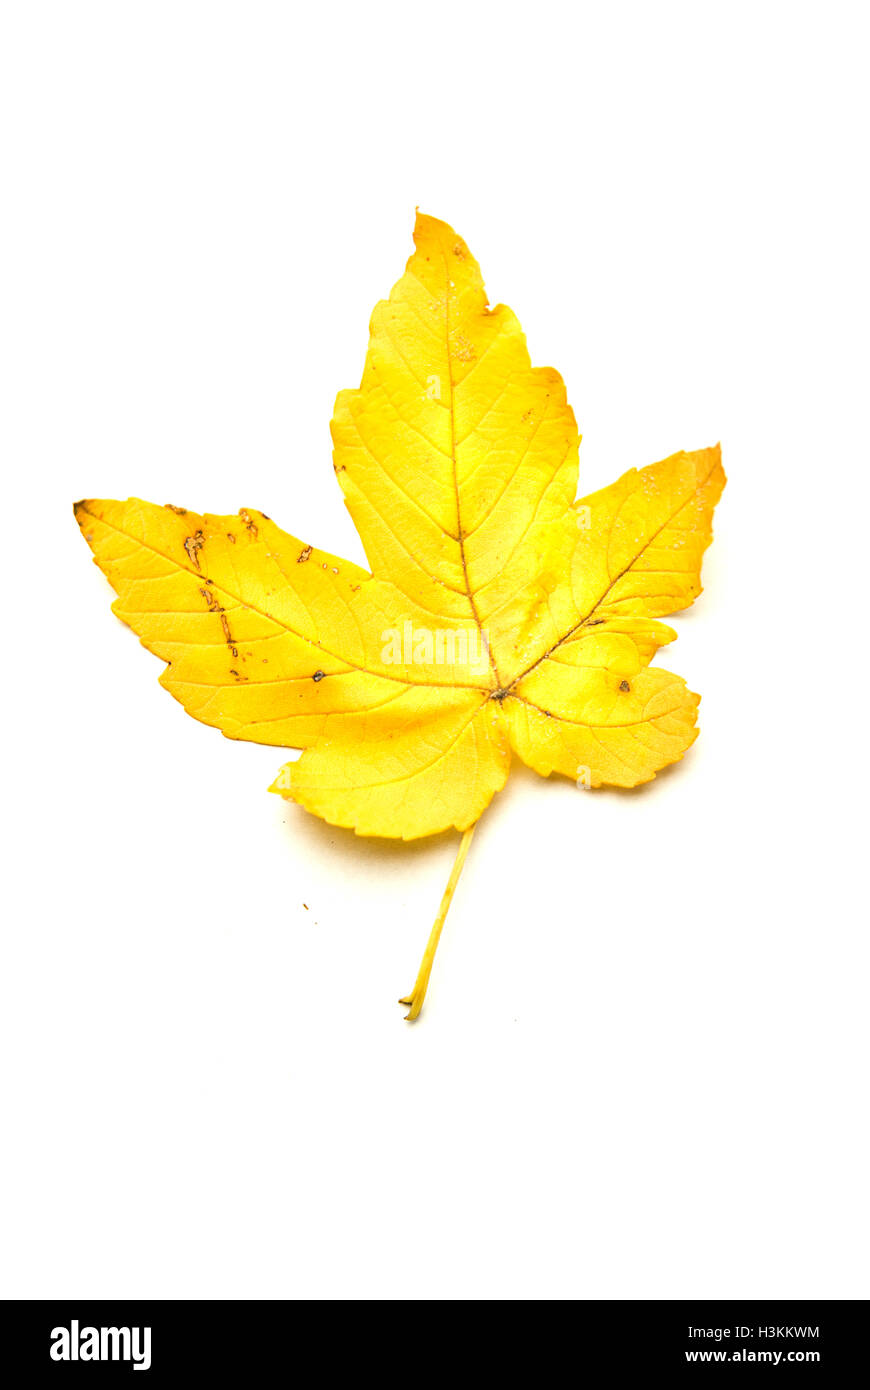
312, 670, 325, 682
297, 545, 312, 563
165, 503, 187, 515
199, 585, 238, 656
238, 508, 259, 538
220, 614, 238, 657
227, 532, 236, 543
184, 531, 205, 569
619, 680, 631, 693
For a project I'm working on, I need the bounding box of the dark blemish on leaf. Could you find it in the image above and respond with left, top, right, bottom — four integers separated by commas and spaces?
297, 545, 312, 563
184, 531, 205, 569
588, 618, 605, 626
238, 508, 258, 538
312, 670, 325, 682
229, 668, 248, 682
165, 503, 187, 515
619, 680, 631, 692
227, 532, 236, 543
220, 614, 238, 657
199, 585, 238, 656
453, 243, 465, 259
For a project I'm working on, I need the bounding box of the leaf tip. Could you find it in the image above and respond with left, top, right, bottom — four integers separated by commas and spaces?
412, 209, 469, 262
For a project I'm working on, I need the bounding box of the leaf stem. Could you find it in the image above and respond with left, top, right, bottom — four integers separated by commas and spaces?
399, 821, 479, 1022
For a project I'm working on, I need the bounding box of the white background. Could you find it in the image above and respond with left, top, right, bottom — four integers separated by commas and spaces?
2, 1, 867, 1299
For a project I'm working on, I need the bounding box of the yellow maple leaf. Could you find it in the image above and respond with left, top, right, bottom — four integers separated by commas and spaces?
75, 213, 725, 1019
